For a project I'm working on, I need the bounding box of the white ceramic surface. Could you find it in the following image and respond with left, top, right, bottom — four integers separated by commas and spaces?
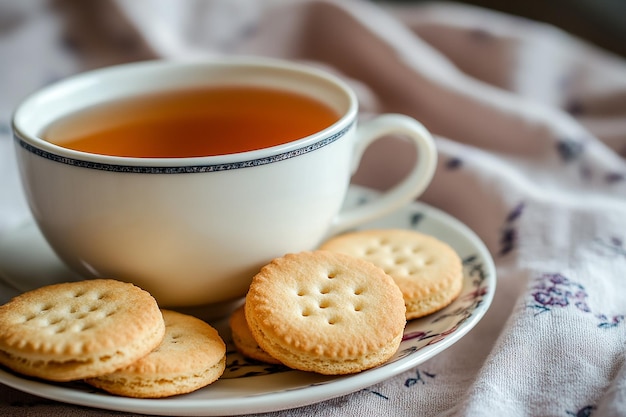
0, 186, 496, 416
12, 58, 437, 307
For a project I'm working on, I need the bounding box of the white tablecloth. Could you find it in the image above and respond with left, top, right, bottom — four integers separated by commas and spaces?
1, 1, 625, 416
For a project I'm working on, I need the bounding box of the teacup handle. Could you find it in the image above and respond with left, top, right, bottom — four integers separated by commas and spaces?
329, 114, 437, 235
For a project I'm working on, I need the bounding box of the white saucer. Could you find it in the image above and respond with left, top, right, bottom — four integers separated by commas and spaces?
0, 185, 496, 416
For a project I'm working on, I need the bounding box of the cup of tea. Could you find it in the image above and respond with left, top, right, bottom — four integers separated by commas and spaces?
12, 57, 437, 309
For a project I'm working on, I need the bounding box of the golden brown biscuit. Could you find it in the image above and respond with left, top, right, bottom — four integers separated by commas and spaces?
86, 309, 226, 398
245, 251, 406, 375
229, 305, 282, 365
0, 279, 165, 381
320, 229, 463, 319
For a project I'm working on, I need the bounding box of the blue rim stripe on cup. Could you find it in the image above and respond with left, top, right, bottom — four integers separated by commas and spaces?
14, 122, 353, 174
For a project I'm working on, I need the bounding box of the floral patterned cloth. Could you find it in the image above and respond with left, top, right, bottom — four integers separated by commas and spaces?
1, 1, 625, 416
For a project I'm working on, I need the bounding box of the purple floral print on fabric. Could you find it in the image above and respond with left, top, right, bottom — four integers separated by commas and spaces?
528, 273, 624, 328
445, 157, 463, 170
556, 138, 585, 162
530, 273, 590, 313
362, 388, 389, 400
566, 405, 595, 417
593, 236, 626, 257
554, 136, 623, 183
499, 202, 525, 256
468, 27, 494, 42
605, 172, 625, 184
404, 369, 436, 387
565, 100, 585, 116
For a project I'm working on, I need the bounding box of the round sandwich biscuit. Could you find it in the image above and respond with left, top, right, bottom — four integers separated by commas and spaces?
87, 309, 226, 398
0, 279, 165, 382
320, 229, 463, 320
245, 250, 406, 375
229, 305, 282, 365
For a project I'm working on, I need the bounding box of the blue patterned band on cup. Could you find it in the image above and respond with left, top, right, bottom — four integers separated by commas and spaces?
14, 122, 353, 174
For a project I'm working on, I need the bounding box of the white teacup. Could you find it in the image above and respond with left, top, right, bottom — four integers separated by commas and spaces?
12, 57, 437, 308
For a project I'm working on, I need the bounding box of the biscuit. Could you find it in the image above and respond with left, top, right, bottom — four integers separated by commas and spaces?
320, 229, 463, 319
0, 279, 165, 382
245, 251, 406, 375
229, 305, 281, 365
87, 310, 226, 398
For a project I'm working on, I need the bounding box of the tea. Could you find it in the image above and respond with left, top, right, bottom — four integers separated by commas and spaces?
41, 86, 340, 158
